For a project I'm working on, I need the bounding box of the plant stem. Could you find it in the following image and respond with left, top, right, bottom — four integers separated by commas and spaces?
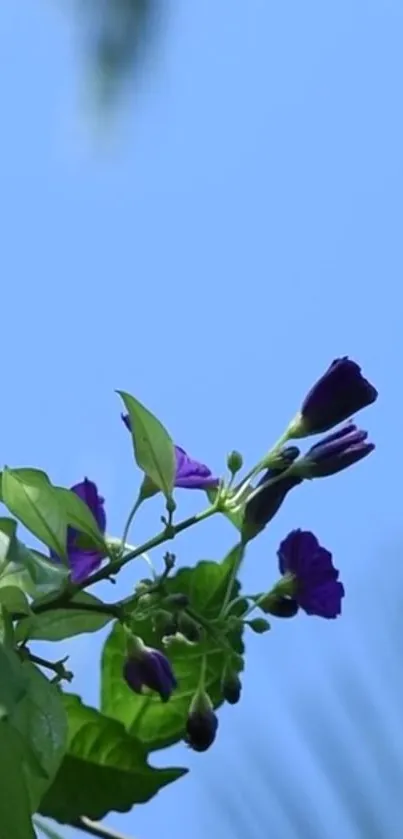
72, 816, 135, 839
25, 652, 72, 681
80, 504, 218, 590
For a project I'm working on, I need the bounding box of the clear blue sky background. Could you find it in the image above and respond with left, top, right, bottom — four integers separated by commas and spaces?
1, 1, 403, 837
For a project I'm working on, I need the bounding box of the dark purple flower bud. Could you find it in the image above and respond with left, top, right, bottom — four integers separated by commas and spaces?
123, 643, 177, 702
242, 447, 302, 541
222, 672, 242, 705
185, 690, 218, 752
50, 478, 106, 583
301, 423, 375, 478
177, 612, 202, 643
122, 414, 219, 490
292, 357, 377, 436
278, 529, 345, 619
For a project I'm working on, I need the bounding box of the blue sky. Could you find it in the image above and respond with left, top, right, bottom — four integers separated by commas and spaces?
1, 1, 403, 837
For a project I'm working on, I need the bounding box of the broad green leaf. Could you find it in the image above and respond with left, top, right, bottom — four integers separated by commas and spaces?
0, 585, 31, 615
0, 724, 37, 838
55, 487, 106, 551
2, 470, 67, 559
39, 694, 186, 823
118, 391, 176, 498
0, 647, 67, 812
0, 541, 69, 599
12, 663, 68, 811
101, 553, 245, 751
16, 593, 113, 643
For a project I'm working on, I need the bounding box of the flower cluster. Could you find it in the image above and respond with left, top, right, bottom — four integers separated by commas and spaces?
50, 356, 377, 752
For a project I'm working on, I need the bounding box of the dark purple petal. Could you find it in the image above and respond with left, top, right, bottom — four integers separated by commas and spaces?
301, 357, 378, 434
123, 648, 177, 702
174, 446, 219, 490
298, 580, 345, 619
122, 414, 218, 490
50, 478, 106, 583
278, 530, 337, 582
305, 425, 375, 478
277, 529, 344, 619
68, 550, 104, 584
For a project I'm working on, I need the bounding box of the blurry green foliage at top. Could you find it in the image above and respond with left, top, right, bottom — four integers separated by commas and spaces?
77, 0, 163, 107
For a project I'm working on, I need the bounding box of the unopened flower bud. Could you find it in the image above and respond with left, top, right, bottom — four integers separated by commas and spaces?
227, 450, 243, 475
258, 594, 299, 618
123, 637, 177, 701
162, 593, 190, 610
177, 612, 202, 643
222, 671, 242, 705
242, 447, 301, 542
246, 617, 271, 634
185, 690, 218, 752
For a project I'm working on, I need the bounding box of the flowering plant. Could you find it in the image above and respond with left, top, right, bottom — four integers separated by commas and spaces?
0, 358, 377, 839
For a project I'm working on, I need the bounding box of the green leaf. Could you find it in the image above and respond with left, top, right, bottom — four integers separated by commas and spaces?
54, 487, 106, 551
0, 541, 69, 599
12, 663, 68, 811
2, 470, 67, 559
0, 648, 67, 814
101, 554, 245, 751
0, 516, 18, 571
118, 391, 176, 498
0, 724, 37, 838
0, 585, 31, 615
39, 694, 186, 823
15, 593, 112, 643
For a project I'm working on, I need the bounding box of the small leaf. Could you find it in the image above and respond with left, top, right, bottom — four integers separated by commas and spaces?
118, 391, 176, 498
0, 516, 18, 572
246, 617, 271, 634
15, 593, 112, 643
39, 694, 186, 823
2, 470, 67, 559
101, 554, 245, 752
0, 586, 31, 615
55, 487, 106, 551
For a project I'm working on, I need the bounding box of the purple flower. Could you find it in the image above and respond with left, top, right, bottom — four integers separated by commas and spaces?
297, 357, 377, 435
242, 447, 302, 541
123, 646, 177, 702
122, 413, 219, 490
50, 478, 106, 583
278, 529, 345, 618
302, 423, 375, 478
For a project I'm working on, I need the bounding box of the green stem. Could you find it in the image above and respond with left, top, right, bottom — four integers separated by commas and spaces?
219, 542, 246, 617
120, 498, 143, 558
83, 504, 217, 589
33, 504, 218, 614
72, 816, 136, 839
25, 652, 72, 681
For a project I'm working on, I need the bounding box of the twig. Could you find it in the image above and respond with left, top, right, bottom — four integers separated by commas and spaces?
72, 815, 136, 839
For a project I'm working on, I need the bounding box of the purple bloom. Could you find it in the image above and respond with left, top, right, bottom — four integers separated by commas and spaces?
122, 413, 218, 490
299, 357, 378, 435
123, 646, 177, 702
185, 708, 218, 752
50, 478, 106, 583
278, 529, 345, 619
242, 447, 302, 541
303, 423, 375, 478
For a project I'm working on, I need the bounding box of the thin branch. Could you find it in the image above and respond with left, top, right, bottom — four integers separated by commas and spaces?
72, 816, 136, 839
